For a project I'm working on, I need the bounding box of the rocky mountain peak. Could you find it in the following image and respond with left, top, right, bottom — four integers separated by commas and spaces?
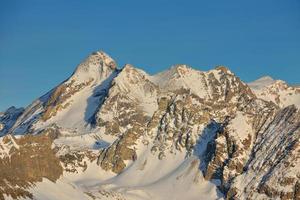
71, 50, 117, 83
249, 76, 300, 108
214, 65, 232, 74
120, 64, 144, 78
172, 64, 192, 75
118, 64, 150, 83
32, 51, 119, 123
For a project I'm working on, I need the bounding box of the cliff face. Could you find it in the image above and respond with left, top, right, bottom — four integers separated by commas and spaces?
0, 51, 299, 200
0, 134, 63, 200
228, 105, 300, 200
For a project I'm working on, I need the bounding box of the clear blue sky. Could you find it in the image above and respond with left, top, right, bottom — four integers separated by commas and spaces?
0, 0, 300, 111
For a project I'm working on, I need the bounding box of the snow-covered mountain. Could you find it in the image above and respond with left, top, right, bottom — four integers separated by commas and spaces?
0, 51, 299, 200
248, 76, 300, 108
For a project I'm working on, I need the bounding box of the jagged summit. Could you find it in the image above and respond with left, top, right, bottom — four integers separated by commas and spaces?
71, 50, 117, 83
214, 65, 233, 74
3, 50, 298, 134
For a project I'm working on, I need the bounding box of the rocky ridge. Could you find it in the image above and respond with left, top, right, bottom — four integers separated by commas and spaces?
0, 51, 299, 200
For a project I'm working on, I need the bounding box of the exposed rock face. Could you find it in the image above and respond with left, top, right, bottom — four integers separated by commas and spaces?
202, 99, 278, 194
148, 91, 213, 158
41, 78, 94, 121
0, 134, 63, 200
96, 64, 157, 136
228, 105, 300, 200
95, 65, 261, 174
59, 149, 98, 173
0, 51, 299, 200
96, 65, 157, 173
97, 127, 140, 173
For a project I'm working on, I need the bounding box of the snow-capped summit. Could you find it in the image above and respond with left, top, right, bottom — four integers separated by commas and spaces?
249, 76, 300, 108
8, 51, 119, 135
150, 64, 253, 104
248, 75, 276, 90
71, 51, 117, 83
34, 49, 119, 130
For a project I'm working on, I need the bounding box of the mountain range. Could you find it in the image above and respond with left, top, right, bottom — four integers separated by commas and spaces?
0, 51, 299, 200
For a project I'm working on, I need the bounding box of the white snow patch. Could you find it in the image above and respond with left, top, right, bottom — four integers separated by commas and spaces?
228, 112, 252, 141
